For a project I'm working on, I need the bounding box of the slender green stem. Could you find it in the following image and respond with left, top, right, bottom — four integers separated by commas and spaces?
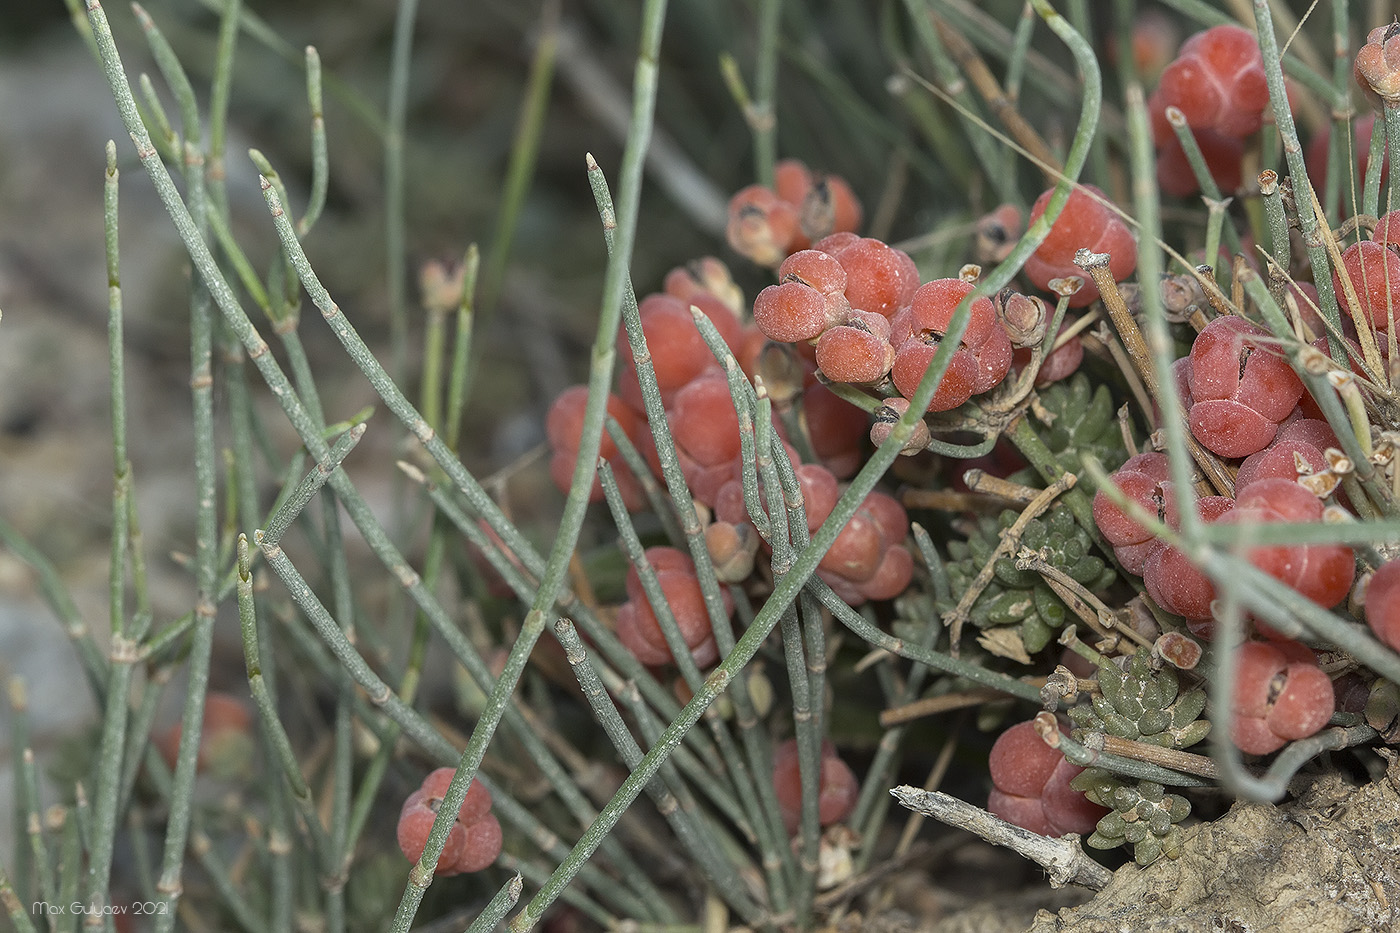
322, 486, 354, 933
59, 806, 83, 933
188, 819, 267, 933
20, 748, 56, 910
1259, 169, 1290, 287
752, 0, 781, 187
1386, 102, 1400, 215
136, 73, 179, 162
1004, 1, 1035, 105
383, 0, 419, 380
132, 4, 199, 143
1162, 107, 1242, 260
479, 0, 559, 319
0, 862, 38, 933
260, 425, 366, 547
9, 683, 36, 907
444, 245, 479, 451
466, 875, 525, 933
555, 618, 759, 923
205, 0, 240, 217
237, 534, 331, 858
903, 0, 1017, 204
1363, 111, 1386, 220
0, 517, 107, 693
86, 134, 136, 931
152, 135, 219, 933
1252, 0, 1347, 365
298, 45, 328, 236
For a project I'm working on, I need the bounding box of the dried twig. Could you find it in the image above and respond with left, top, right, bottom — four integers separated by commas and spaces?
889, 786, 1112, 891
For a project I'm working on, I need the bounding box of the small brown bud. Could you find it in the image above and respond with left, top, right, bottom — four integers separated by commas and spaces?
1154, 632, 1202, 671
997, 290, 1049, 348
756, 342, 806, 406
706, 520, 760, 583
1355, 23, 1400, 109
1047, 275, 1085, 298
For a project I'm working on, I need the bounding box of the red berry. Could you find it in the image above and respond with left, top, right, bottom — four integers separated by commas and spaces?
1153, 121, 1245, 197
796, 462, 841, 531
1230, 640, 1335, 755
753, 280, 836, 344
857, 544, 914, 601
1365, 559, 1400, 651
664, 256, 744, 317
818, 510, 883, 583
397, 772, 501, 875
1142, 495, 1234, 624
451, 814, 504, 874
802, 384, 871, 478
1154, 25, 1268, 141
1022, 185, 1137, 307
1332, 239, 1400, 331
771, 738, 859, 834
397, 792, 469, 872
1187, 316, 1303, 458
815, 310, 894, 384
1222, 478, 1355, 609
1012, 317, 1084, 386
417, 768, 494, 825
1354, 23, 1400, 111
816, 235, 920, 319
156, 692, 254, 779
891, 337, 980, 412
779, 248, 848, 295
987, 720, 1108, 837
726, 184, 802, 267
774, 159, 813, 206
615, 292, 741, 412
988, 720, 1060, 799
1234, 418, 1332, 491
1115, 10, 1180, 82
546, 386, 644, 508
617, 547, 728, 668
775, 159, 864, 242
1092, 452, 1170, 572
890, 277, 1012, 404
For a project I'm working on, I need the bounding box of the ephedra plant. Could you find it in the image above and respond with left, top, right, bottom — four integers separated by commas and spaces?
4, 0, 1400, 930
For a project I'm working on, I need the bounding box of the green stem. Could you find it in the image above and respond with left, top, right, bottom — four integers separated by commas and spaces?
383, 0, 419, 381
752, 0, 781, 187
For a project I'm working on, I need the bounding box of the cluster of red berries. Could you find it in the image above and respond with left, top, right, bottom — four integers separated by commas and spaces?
1094, 449, 1356, 754
546, 384, 645, 510
745, 196, 1116, 425
1148, 24, 1270, 196
1095, 455, 1355, 624
726, 159, 862, 268
771, 738, 859, 835
614, 546, 729, 668
396, 768, 503, 876
1181, 315, 1303, 459
711, 459, 914, 606
986, 720, 1108, 838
